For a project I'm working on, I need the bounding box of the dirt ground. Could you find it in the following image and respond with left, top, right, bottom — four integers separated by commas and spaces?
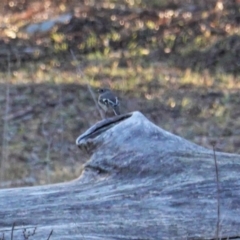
0, 0, 239, 188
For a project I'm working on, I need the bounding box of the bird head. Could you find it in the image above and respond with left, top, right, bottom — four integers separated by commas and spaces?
97, 88, 110, 94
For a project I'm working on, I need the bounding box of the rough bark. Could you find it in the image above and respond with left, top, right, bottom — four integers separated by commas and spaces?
0, 111, 240, 240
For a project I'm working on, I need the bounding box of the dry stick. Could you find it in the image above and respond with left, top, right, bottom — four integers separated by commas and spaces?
41, 120, 54, 184
23, 227, 37, 238
46, 229, 53, 240
1, 232, 4, 240
45, 140, 52, 184
10, 222, 15, 240
70, 49, 104, 119
0, 53, 10, 181
213, 144, 220, 239
3, 106, 34, 121
57, 83, 64, 164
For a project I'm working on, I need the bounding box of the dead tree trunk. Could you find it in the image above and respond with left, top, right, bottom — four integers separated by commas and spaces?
0, 111, 240, 240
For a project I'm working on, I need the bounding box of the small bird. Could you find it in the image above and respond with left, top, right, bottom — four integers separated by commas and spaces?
97, 88, 120, 116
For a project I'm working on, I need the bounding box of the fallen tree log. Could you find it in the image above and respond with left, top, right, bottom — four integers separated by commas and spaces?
0, 111, 240, 240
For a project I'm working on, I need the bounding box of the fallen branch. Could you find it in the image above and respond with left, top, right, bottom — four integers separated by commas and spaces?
0, 112, 240, 239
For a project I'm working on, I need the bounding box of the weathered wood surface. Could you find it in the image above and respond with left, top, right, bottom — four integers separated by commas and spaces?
0, 111, 240, 240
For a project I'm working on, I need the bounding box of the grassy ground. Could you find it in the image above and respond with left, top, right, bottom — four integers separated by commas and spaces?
0, 0, 239, 188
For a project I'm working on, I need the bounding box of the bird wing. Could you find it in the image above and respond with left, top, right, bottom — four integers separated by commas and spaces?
98, 91, 121, 115
101, 92, 119, 107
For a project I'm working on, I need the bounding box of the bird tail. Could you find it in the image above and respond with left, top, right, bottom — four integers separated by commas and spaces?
112, 105, 120, 115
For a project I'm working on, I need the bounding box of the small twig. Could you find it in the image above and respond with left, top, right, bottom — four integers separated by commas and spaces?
57, 83, 64, 163
0, 226, 39, 235
11, 222, 15, 240
3, 95, 74, 121
2, 106, 34, 121
1, 53, 11, 181
46, 229, 53, 240
0, 232, 4, 240
23, 227, 37, 239
212, 143, 220, 239
70, 49, 104, 119
41, 120, 54, 184
45, 140, 52, 184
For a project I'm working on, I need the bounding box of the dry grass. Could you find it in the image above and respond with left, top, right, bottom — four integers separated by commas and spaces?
0, 59, 239, 188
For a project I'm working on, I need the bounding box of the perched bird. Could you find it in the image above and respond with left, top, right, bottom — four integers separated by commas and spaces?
98, 88, 120, 116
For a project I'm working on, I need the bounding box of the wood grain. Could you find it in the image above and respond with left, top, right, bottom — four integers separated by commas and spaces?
0, 111, 240, 240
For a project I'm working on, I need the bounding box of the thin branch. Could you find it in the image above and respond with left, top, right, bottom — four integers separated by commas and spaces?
2, 106, 34, 121
0, 53, 11, 181
41, 118, 54, 184
70, 49, 104, 119
46, 229, 53, 240
0, 232, 4, 240
23, 227, 37, 239
57, 83, 64, 163
45, 140, 52, 184
11, 222, 15, 240
212, 143, 220, 239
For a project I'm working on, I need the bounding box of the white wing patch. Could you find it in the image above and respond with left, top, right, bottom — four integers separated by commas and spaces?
102, 97, 119, 107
